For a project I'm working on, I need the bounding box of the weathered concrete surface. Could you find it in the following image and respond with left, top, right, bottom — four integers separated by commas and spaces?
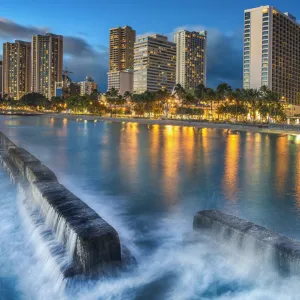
9, 148, 40, 176
194, 210, 300, 275
0, 131, 130, 277
31, 181, 122, 274
0, 132, 17, 151
25, 163, 57, 184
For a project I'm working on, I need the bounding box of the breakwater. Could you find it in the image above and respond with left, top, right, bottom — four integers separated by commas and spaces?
194, 210, 300, 275
0, 131, 133, 279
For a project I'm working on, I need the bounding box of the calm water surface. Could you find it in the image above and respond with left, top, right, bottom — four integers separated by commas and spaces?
1, 115, 300, 300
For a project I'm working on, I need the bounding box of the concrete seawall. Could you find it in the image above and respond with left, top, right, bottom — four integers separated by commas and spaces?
194, 210, 300, 275
0, 132, 132, 278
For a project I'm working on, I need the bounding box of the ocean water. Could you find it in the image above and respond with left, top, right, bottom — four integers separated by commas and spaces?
1, 116, 300, 299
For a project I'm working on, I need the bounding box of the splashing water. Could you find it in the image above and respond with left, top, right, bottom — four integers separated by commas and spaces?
2, 164, 300, 299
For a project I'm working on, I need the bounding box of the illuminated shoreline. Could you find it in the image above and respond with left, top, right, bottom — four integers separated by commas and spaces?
47, 114, 300, 135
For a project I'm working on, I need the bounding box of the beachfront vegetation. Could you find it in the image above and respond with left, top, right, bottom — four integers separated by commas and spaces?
0, 83, 287, 123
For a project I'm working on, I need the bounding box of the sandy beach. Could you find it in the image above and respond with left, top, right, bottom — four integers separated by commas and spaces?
45, 113, 300, 135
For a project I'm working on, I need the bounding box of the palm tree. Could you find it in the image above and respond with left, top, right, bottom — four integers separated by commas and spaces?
105, 88, 119, 117
173, 84, 186, 103
123, 91, 132, 102
231, 88, 243, 121
204, 88, 216, 120
242, 88, 260, 122
194, 83, 206, 103
216, 83, 232, 119
182, 93, 196, 106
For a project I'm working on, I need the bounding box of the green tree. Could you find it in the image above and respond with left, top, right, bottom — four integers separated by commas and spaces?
19, 93, 49, 109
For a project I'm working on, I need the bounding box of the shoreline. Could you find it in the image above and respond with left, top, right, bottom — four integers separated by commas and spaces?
48, 114, 300, 135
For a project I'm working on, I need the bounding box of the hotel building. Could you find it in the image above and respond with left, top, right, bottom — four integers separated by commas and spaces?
2, 41, 31, 100
32, 33, 63, 99
174, 30, 207, 89
243, 6, 300, 104
108, 26, 136, 94
133, 34, 176, 93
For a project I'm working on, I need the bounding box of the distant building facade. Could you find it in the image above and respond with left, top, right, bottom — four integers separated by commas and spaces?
244, 6, 300, 104
32, 33, 63, 99
2, 40, 31, 100
108, 26, 136, 93
78, 76, 98, 96
55, 75, 80, 98
108, 70, 133, 95
174, 30, 207, 89
0, 61, 2, 99
134, 34, 176, 93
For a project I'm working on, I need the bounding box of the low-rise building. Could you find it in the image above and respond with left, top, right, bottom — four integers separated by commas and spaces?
108, 70, 133, 95
78, 76, 98, 96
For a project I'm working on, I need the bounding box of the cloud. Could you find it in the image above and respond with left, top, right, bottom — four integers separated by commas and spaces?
0, 17, 108, 91
0, 17, 48, 38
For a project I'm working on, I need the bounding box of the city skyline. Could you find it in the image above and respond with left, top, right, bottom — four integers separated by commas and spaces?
0, 1, 300, 92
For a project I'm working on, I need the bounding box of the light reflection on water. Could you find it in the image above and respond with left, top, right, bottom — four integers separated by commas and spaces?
2, 116, 300, 299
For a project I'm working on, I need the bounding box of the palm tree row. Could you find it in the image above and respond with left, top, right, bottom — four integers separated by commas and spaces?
0, 83, 287, 122
105, 83, 286, 122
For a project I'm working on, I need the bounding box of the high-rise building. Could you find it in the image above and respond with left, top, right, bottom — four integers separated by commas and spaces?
78, 76, 98, 96
109, 26, 136, 72
32, 33, 63, 99
243, 6, 300, 104
134, 34, 176, 93
108, 26, 136, 93
174, 30, 207, 89
2, 41, 31, 100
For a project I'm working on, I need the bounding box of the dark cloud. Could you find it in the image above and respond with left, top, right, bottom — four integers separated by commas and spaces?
0, 17, 47, 38
206, 29, 243, 89
0, 17, 108, 91
64, 36, 97, 57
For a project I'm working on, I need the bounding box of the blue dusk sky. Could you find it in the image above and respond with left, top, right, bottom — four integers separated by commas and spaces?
1, 0, 299, 91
